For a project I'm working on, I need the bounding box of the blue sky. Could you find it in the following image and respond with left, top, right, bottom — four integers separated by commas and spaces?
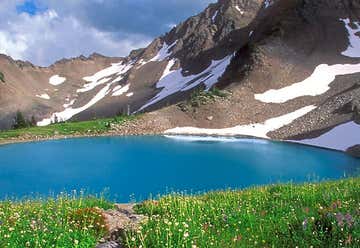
16, 0, 39, 15
0, 0, 215, 66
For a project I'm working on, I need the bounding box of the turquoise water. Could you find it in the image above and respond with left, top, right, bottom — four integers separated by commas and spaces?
0, 136, 359, 201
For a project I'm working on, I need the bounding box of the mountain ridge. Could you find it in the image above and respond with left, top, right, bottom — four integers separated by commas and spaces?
0, 0, 359, 154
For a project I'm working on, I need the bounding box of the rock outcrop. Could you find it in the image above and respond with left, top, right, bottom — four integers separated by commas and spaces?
346, 145, 360, 158
96, 204, 147, 248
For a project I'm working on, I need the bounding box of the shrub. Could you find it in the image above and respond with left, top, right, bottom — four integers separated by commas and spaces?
12, 111, 36, 129
0, 71, 4, 83
178, 87, 230, 112
12, 111, 28, 129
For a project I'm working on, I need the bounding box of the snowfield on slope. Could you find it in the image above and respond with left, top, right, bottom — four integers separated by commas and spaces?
139, 55, 233, 111
112, 84, 130, 96
254, 63, 360, 103
78, 61, 134, 93
37, 61, 134, 126
150, 40, 177, 62
49, 75, 66, 86
292, 121, 360, 151
342, 18, 360, 58
37, 83, 113, 126
164, 105, 316, 138
255, 19, 360, 103
137, 40, 177, 68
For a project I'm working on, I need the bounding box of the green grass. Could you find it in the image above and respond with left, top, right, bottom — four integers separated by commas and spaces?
0, 193, 113, 248
0, 179, 358, 247
126, 178, 360, 248
0, 115, 137, 141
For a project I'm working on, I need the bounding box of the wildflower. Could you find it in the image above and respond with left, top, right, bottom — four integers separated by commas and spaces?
302, 218, 308, 230
332, 200, 341, 210
233, 235, 242, 242
184, 232, 189, 238
344, 213, 354, 227
303, 207, 310, 214
131, 237, 136, 241
223, 214, 228, 222
335, 213, 344, 227
345, 235, 352, 245
74, 240, 79, 245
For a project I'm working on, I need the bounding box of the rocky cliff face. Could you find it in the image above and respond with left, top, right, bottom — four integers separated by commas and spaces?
0, 0, 359, 153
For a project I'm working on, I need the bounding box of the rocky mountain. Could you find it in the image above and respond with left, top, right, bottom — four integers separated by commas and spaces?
0, 0, 359, 153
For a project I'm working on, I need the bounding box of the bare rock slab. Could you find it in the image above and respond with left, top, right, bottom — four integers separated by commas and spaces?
96, 204, 147, 247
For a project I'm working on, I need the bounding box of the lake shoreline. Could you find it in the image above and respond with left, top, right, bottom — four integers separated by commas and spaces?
1, 129, 357, 158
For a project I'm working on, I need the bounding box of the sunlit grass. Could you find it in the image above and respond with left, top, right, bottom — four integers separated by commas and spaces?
126, 178, 360, 247
0, 193, 113, 248
0, 178, 358, 247
0, 115, 137, 141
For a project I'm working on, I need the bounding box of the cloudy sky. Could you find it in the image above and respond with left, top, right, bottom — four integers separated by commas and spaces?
0, 0, 215, 66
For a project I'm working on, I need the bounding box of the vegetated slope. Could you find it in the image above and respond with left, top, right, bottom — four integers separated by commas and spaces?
0, 178, 358, 247
125, 178, 360, 247
0, 0, 359, 152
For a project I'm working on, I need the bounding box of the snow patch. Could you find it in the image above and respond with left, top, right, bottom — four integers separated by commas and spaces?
165, 105, 316, 139
112, 84, 130, 96
160, 59, 176, 80
36, 93, 50, 100
164, 135, 240, 143
341, 18, 360, 58
264, 0, 272, 8
255, 63, 360, 103
291, 121, 360, 151
138, 55, 233, 111
126, 92, 134, 97
211, 10, 218, 22
37, 83, 113, 126
78, 61, 133, 93
49, 75, 66, 86
249, 31, 254, 37
149, 40, 177, 62
63, 99, 75, 108
235, 6, 245, 15
164, 135, 271, 144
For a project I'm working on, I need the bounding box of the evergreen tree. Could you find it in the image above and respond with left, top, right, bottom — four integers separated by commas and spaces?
13, 111, 28, 129
30, 116, 37, 127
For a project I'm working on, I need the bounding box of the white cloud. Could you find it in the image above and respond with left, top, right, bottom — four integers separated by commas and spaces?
0, 0, 215, 66
0, 3, 151, 66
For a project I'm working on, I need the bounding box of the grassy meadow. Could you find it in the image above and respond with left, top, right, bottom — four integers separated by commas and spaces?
0, 194, 112, 248
0, 178, 359, 247
0, 115, 136, 141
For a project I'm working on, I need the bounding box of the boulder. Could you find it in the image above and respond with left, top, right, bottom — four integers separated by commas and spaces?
96, 204, 147, 247
346, 145, 360, 158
